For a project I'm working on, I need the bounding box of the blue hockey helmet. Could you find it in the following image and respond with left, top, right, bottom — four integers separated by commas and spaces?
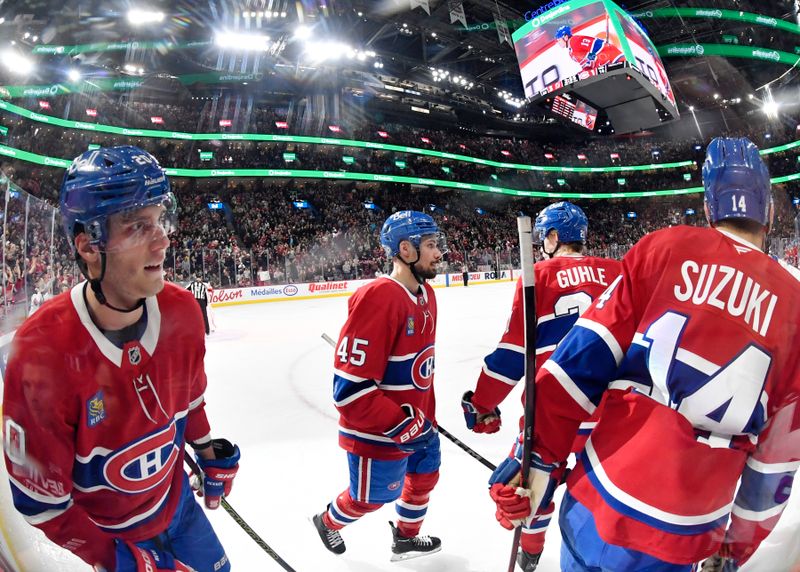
380, 210, 445, 257
555, 25, 572, 40
60, 145, 176, 249
702, 137, 771, 226
534, 201, 588, 243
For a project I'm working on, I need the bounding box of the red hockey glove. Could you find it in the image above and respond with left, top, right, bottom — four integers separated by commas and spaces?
114, 540, 195, 572
487, 435, 559, 530
383, 404, 435, 453
193, 438, 240, 509
461, 391, 501, 434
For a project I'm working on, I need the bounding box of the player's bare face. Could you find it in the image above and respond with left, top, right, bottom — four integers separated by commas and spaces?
416, 236, 443, 280
102, 205, 171, 305
558, 37, 569, 48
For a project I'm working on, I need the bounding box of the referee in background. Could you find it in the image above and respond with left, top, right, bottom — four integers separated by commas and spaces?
187, 273, 210, 335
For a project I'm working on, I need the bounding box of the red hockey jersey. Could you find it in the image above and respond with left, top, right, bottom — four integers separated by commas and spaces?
568, 35, 623, 69
3, 282, 212, 570
333, 276, 437, 460
471, 255, 622, 423
533, 226, 800, 565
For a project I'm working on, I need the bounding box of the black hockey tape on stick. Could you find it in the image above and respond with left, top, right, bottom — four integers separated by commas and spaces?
507, 215, 538, 572
184, 452, 298, 572
320, 333, 497, 471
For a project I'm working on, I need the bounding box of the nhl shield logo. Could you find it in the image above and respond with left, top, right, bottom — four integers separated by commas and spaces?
128, 346, 142, 365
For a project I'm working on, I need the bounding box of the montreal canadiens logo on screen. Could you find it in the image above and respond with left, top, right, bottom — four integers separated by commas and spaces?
411, 345, 436, 391
103, 421, 179, 493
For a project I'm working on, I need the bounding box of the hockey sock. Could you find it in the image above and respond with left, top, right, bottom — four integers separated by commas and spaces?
396, 471, 439, 538
324, 489, 381, 530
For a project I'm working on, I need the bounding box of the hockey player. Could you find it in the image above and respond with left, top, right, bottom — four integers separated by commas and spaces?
461, 201, 621, 571
489, 137, 800, 571
2, 146, 240, 572
555, 25, 623, 71
312, 210, 446, 561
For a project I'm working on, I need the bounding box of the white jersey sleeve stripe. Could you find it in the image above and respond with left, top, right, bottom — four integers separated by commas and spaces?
482, 364, 518, 387
334, 384, 377, 407
497, 342, 525, 353
333, 368, 369, 383
542, 360, 596, 415
575, 318, 624, 366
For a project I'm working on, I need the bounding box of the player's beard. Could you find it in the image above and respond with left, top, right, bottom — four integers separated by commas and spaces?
415, 263, 438, 280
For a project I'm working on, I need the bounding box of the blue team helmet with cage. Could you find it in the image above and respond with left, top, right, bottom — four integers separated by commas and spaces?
534, 201, 588, 243
555, 25, 572, 40
380, 210, 444, 257
60, 145, 177, 249
702, 137, 771, 226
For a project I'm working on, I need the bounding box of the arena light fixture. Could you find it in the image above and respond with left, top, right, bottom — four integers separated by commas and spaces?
216, 31, 272, 51
1, 50, 34, 75
303, 40, 353, 62
294, 26, 312, 40
67, 69, 81, 81
763, 100, 780, 119
127, 9, 165, 25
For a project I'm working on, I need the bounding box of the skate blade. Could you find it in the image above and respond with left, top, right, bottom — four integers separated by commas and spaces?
390, 546, 442, 562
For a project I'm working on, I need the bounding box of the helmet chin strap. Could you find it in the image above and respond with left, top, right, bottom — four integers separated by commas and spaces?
541, 241, 562, 259
401, 249, 424, 285
81, 252, 145, 314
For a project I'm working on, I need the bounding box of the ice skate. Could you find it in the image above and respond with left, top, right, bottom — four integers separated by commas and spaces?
389, 521, 441, 562
312, 512, 346, 555
517, 549, 541, 571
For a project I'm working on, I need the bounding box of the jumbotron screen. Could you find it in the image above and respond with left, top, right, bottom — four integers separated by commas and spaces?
512, 0, 674, 106
550, 94, 598, 130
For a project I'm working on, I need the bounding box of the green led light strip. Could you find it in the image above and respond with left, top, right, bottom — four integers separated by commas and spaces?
657, 44, 800, 66
0, 71, 267, 99
0, 142, 706, 199
0, 99, 694, 173
31, 40, 213, 56
631, 8, 800, 36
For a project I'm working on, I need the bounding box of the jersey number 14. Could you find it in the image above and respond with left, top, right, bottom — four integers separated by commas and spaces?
643, 311, 770, 438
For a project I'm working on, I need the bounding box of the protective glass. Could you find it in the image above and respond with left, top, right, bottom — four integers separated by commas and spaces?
418, 232, 449, 256
100, 192, 178, 253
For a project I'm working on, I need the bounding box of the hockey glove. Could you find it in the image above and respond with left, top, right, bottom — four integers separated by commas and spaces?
461, 391, 501, 434
488, 436, 560, 530
384, 404, 435, 453
193, 438, 240, 509
115, 540, 195, 572
699, 554, 739, 572
580, 51, 597, 68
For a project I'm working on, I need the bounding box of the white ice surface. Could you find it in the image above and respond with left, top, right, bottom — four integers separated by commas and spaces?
1, 280, 799, 571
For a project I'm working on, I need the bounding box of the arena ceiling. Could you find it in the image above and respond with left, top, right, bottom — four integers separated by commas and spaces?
1, 0, 798, 137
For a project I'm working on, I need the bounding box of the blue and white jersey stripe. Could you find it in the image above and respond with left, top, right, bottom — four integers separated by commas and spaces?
580, 437, 732, 535
333, 369, 378, 407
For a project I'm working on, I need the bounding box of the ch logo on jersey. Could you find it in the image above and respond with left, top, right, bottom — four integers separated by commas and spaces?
410, 345, 436, 391
103, 421, 179, 493
87, 391, 106, 427
128, 346, 141, 365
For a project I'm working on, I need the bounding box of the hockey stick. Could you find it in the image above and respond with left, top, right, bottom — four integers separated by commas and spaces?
184, 452, 298, 572
507, 216, 537, 572
320, 333, 497, 471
